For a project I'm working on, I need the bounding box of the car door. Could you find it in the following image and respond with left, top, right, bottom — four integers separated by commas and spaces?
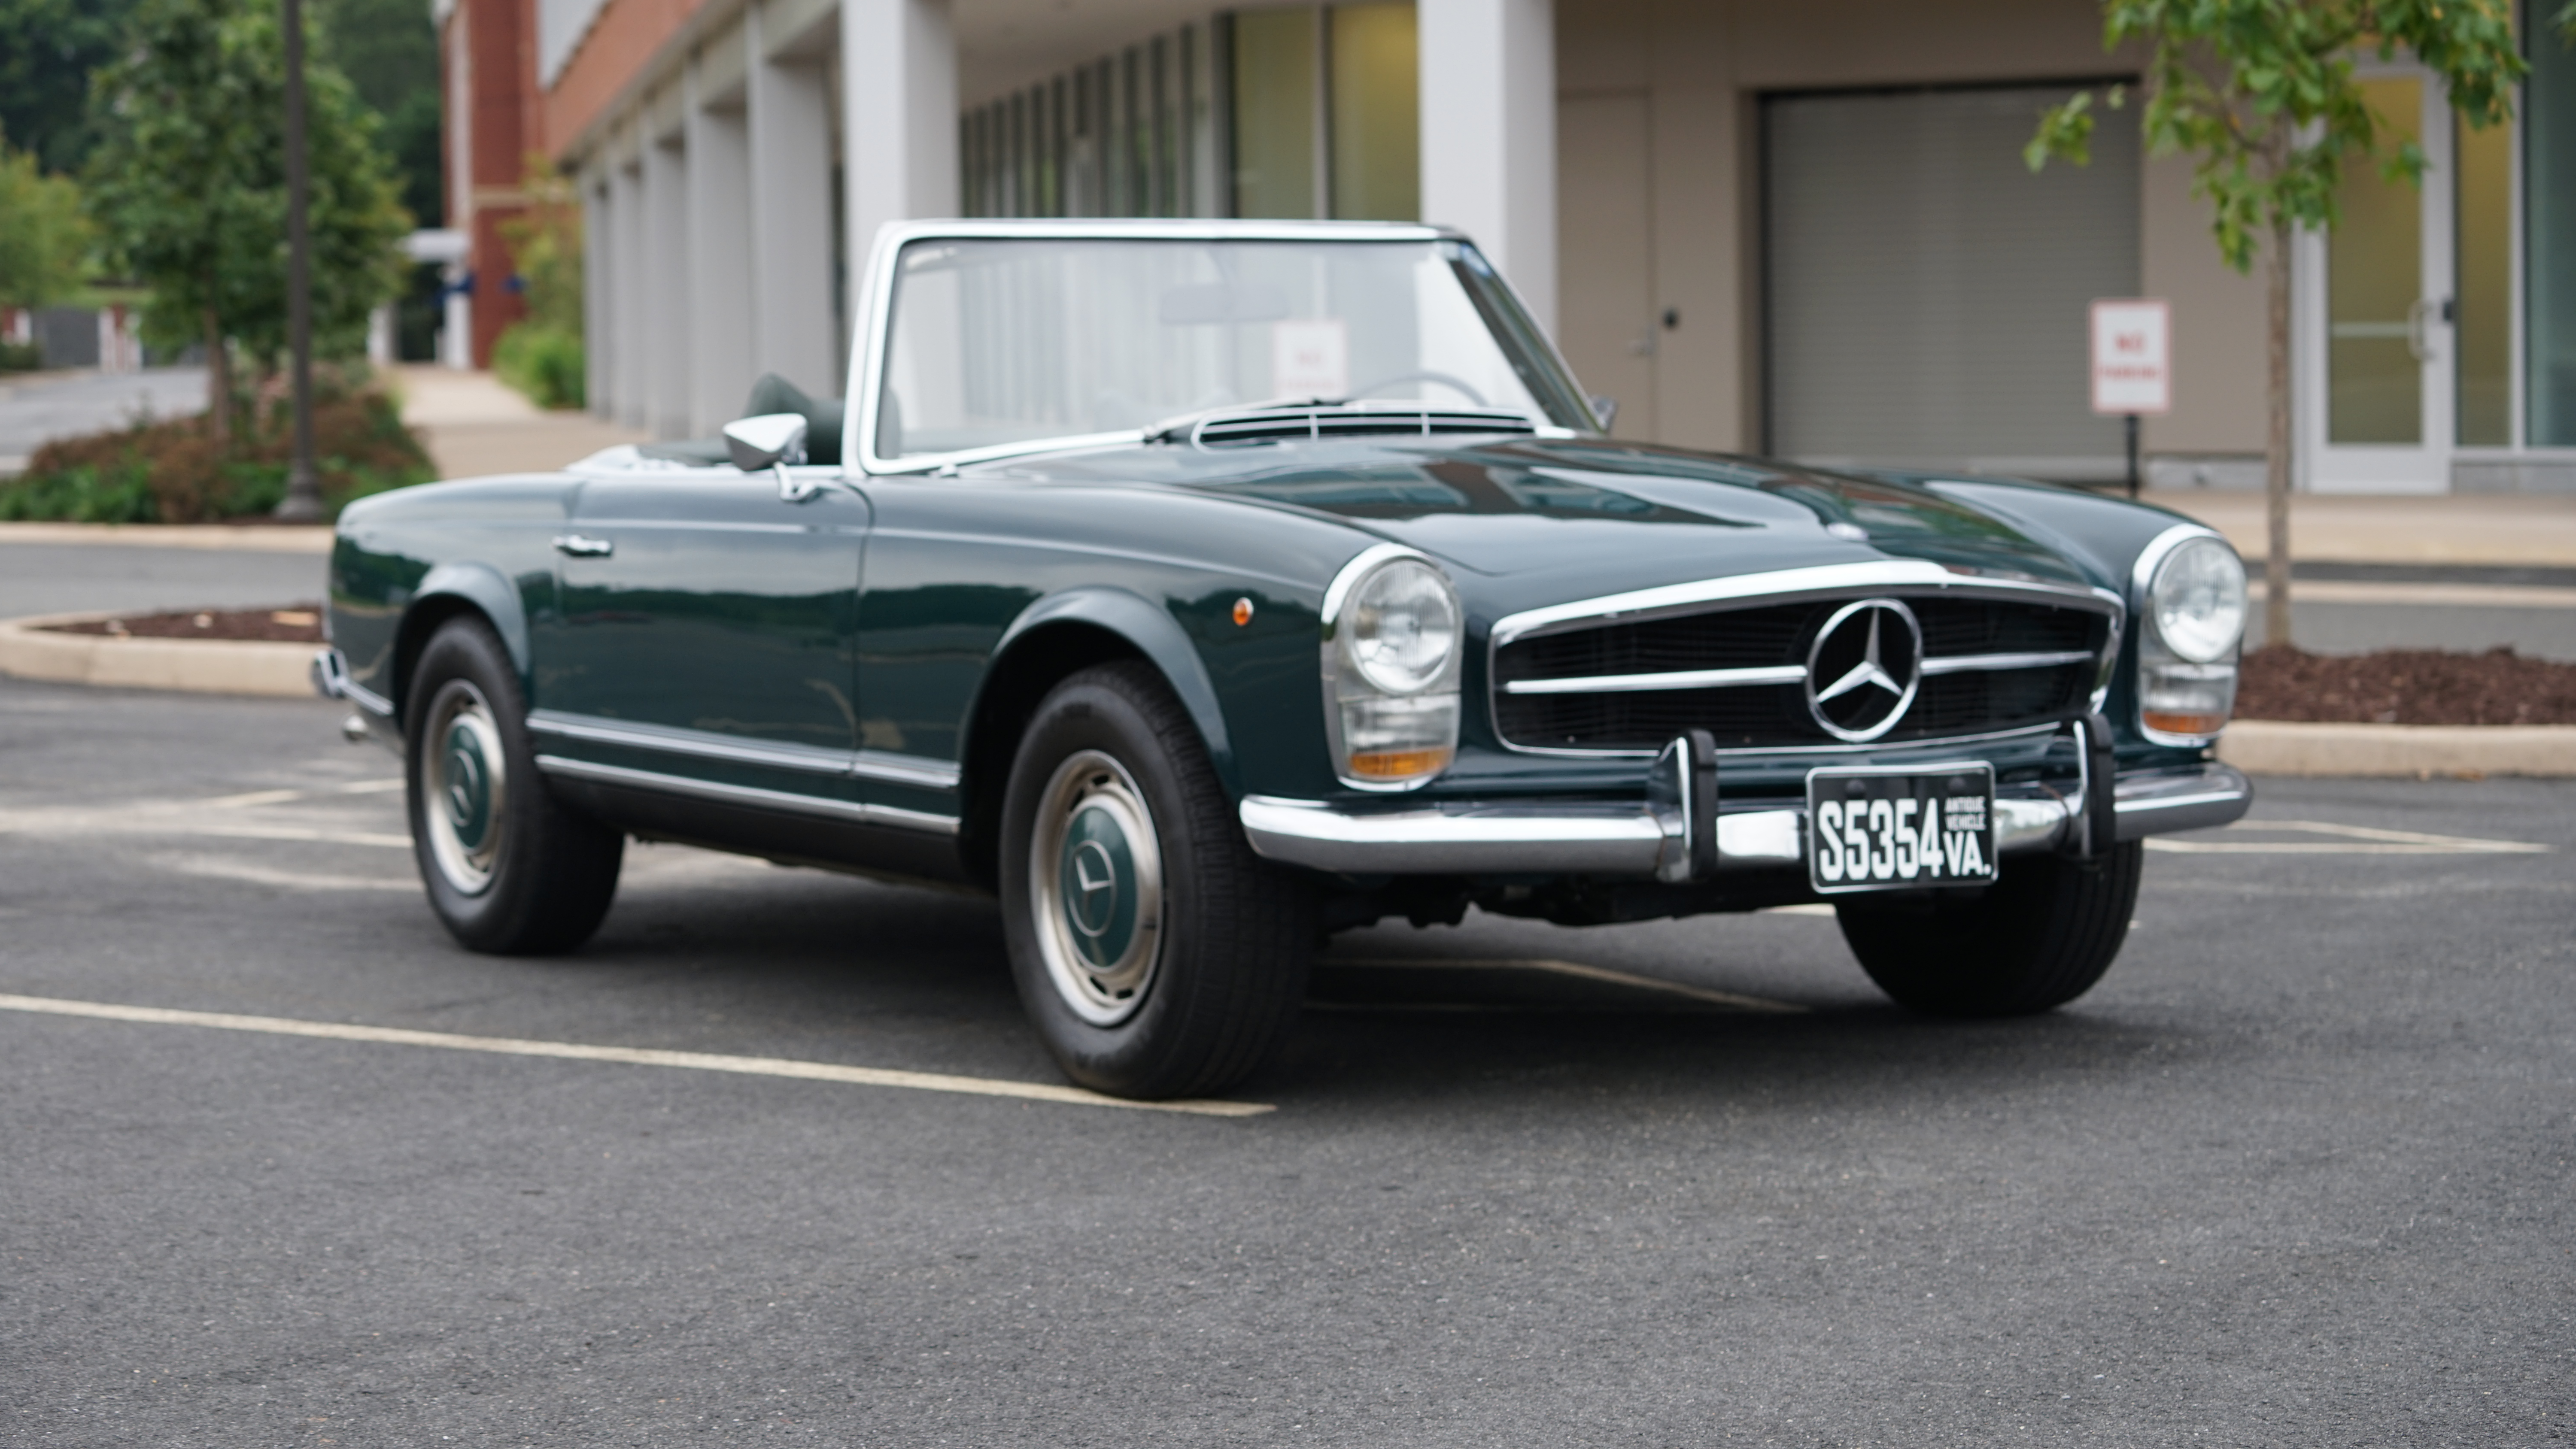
534, 462, 869, 804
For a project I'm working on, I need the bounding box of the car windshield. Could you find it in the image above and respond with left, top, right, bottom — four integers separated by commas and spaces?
875, 236, 1595, 460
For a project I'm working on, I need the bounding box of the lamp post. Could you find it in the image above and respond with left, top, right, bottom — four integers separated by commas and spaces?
273, 0, 322, 522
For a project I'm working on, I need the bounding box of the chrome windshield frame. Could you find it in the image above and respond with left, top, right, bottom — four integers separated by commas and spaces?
844, 219, 1597, 476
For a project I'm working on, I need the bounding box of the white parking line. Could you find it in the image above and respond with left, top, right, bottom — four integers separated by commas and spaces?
0, 993, 1272, 1118
2146, 818, 2552, 855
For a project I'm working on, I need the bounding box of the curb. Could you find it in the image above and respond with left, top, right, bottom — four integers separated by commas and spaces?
0, 613, 319, 698
2219, 719, 2576, 778
0, 522, 335, 554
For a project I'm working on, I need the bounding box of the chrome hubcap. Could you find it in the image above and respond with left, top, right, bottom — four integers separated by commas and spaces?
1030, 750, 1163, 1026
422, 684, 507, 895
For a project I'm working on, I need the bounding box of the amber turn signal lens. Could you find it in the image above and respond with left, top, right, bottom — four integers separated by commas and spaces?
1346, 747, 1452, 779
2143, 711, 2227, 737
1232, 597, 1254, 626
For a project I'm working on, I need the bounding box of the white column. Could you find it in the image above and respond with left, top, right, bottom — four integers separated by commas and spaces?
841, 0, 957, 343
612, 155, 648, 428
585, 168, 612, 417
687, 59, 755, 434
1419, 0, 1557, 335
747, 0, 841, 395
644, 131, 692, 438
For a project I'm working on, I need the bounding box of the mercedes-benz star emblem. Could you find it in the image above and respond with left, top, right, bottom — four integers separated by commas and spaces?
1805, 598, 1923, 743
1069, 839, 1120, 939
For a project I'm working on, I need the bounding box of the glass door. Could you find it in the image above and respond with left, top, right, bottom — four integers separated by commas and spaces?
2303, 70, 2517, 491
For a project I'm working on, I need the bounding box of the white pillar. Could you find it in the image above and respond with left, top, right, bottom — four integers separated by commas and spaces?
645, 130, 692, 438
687, 58, 755, 434
841, 0, 957, 326
442, 269, 473, 370
611, 155, 648, 428
1419, 0, 1557, 335
585, 168, 612, 417
747, 0, 841, 395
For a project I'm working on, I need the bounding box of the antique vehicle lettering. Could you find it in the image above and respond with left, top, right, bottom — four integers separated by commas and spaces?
314, 219, 2253, 1100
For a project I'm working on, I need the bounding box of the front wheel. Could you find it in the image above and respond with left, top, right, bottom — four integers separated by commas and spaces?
405, 616, 624, 954
1835, 843, 2142, 1016
999, 662, 1316, 1099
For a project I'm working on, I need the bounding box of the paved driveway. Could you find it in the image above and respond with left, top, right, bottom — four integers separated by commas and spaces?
0, 368, 209, 473
1, 678, 2567, 1445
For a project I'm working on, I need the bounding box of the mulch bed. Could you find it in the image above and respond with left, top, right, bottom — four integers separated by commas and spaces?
43, 604, 326, 644
2236, 646, 2576, 726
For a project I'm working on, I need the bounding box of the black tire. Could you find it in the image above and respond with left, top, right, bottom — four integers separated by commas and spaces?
1835, 843, 2143, 1017
999, 661, 1316, 1099
404, 615, 623, 954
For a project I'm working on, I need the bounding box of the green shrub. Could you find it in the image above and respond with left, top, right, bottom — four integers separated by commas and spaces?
0, 339, 42, 372
0, 375, 434, 521
493, 322, 584, 409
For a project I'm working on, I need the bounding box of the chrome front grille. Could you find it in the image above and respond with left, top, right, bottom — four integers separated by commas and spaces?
1491, 590, 2114, 753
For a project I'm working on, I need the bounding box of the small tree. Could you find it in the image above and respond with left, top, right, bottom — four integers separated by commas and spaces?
492, 157, 587, 409
2029, 0, 2554, 647
83, 0, 407, 440
0, 130, 91, 313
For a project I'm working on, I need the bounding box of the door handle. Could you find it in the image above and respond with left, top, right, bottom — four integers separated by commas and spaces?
553, 534, 614, 557
2406, 298, 2444, 362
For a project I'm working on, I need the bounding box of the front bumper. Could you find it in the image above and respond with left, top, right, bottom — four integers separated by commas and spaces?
1239, 760, 2249, 878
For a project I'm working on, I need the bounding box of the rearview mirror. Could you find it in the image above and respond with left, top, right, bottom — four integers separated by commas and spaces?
723, 412, 809, 471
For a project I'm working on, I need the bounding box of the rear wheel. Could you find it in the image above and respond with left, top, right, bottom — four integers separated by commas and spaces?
999, 662, 1316, 1099
1836, 843, 2142, 1016
405, 616, 623, 954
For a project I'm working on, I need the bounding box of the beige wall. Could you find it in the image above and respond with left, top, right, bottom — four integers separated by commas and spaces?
1555, 0, 2266, 459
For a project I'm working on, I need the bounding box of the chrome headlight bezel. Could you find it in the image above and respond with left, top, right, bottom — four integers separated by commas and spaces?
2130, 524, 2247, 747
1320, 544, 1464, 791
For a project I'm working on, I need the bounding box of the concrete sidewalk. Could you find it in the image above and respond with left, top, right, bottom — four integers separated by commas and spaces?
2143, 490, 2576, 567
389, 365, 646, 480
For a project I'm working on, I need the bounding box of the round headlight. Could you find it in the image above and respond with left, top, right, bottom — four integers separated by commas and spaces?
1345, 559, 1461, 695
2148, 536, 2247, 664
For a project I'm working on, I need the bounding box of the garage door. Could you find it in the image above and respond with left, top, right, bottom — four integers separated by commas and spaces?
1764, 83, 2139, 481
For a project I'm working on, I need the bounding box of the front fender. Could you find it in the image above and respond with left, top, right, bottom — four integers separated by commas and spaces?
410, 560, 534, 683
991, 585, 1241, 799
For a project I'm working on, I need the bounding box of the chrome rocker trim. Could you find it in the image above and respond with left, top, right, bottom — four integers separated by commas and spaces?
535, 756, 960, 836
1239, 761, 2250, 878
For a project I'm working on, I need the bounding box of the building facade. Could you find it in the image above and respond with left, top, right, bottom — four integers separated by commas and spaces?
447, 0, 2576, 493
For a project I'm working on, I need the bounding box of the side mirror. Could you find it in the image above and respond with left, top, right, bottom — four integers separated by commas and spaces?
723, 412, 809, 471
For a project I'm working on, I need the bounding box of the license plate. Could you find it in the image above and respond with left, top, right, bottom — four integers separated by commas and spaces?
1806, 764, 1998, 894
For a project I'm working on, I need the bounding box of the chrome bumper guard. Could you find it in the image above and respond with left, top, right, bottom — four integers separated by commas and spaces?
1239, 759, 2251, 879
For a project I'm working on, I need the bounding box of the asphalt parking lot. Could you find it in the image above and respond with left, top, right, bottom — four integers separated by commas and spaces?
2, 676, 2569, 1446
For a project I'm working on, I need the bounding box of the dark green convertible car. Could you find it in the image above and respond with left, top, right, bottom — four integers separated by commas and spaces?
314, 220, 2251, 1099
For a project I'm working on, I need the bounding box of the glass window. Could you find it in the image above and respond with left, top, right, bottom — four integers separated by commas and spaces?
1231, 9, 1320, 218
2328, 76, 2424, 445
2457, 104, 2512, 445
1328, 3, 1419, 220
2530, 22, 2576, 445
877, 238, 1592, 458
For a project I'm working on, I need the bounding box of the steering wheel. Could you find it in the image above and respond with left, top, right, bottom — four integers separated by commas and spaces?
1346, 370, 1488, 407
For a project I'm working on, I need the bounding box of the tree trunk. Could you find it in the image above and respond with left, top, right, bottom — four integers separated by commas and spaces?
202, 305, 229, 445
2264, 219, 2293, 649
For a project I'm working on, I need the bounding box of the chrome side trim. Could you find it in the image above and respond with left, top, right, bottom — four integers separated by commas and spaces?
1918, 649, 2098, 676
1503, 664, 1806, 696
1488, 561, 2120, 650
535, 755, 961, 836
313, 649, 397, 719
525, 711, 963, 791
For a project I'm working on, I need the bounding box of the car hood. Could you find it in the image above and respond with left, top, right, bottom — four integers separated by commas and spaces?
987, 437, 2105, 606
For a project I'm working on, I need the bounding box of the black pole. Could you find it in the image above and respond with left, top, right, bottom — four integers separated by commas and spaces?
274, 0, 322, 521
2124, 412, 2140, 500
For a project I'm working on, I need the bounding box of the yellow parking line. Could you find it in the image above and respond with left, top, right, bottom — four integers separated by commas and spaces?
1327, 957, 1806, 1013
2148, 818, 2551, 855
0, 993, 1271, 1118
